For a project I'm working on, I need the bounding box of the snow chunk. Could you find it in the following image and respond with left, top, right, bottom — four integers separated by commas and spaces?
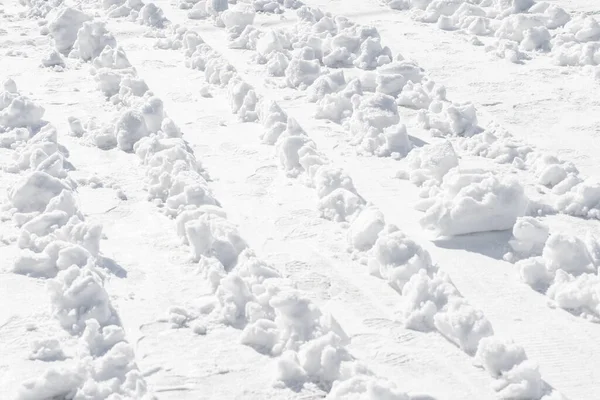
9, 172, 71, 213
115, 109, 149, 151
403, 140, 459, 186
138, 3, 169, 28
0, 95, 45, 129
184, 214, 248, 267
419, 169, 528, 236
348, 206, 386, 251
48, 7, 91, 54
222, 3, 255, 35
434, 297, 494, 354
418, 101, 479, 137
346, 93, 408, 156
41, 50, 66, 68
70, 21, 117, 61
48, 265, 117, 333
476, 337, 544, 399
508, 217, 549, 258
368, 225, 435, 291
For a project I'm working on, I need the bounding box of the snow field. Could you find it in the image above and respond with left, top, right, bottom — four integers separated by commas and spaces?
189, 1, 595, 243
381, 0, 600, 78
150, 4, 567, 398
40, 2, 439, 397
2, 0, 599, 398
0, 75, 151, 398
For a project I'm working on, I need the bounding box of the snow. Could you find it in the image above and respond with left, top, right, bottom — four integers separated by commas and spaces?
419, 168, 529, 237
2, 0, 600, 399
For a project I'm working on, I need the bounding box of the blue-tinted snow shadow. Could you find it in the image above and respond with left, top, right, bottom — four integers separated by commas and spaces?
432, 230, 512, 261
99, 256, 128, 278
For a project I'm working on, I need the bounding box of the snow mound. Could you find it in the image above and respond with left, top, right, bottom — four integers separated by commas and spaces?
555, 178, 600, 219
134, 135, 218, 217
41, 50, 66, 69
397, 78, 446, 110
402, 140, 459, 186
70, 21, 117, 61
507, 217, 549, 259
221, 2, 255, 36
418, 100, 479, 137
47, 7, 91, 54
138, 3, 169, 28
368, 225, 435, 292
476, 337, 544, 399
419, 169, 528, 236
457, 128, 533, 165
315, 166, 365, 222
346, 93, 412, 156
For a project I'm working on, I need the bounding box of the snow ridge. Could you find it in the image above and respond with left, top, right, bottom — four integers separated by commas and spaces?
0, 78, 152, 398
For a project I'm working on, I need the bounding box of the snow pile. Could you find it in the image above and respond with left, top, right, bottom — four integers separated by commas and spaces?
400, 140, 459, 186
507, 222, 600, 321
476, 337, 545, 399
285, 50, 322, 89
70, 21, 117, 61
505, 216, 549, 260
525, 152, 578, 189
314, 77, 362, 123
221, 2, 256, 36
551, 16, 600, 67
314, 166, 365, 222
138, 2, 170, 28
418, 168, 529, 236
186, 41, 236, 86
236, 4, 394, 82
375, 60, 425, 97
256, 98, 288, 144
41, 49, 66, 69
555, 178, 600, 218
134, 133, 219, 216
457, 128, 533, 165
0, 81, 46, 137
396, 78, 446, 109
227, 75, 258, 122
345, 93, 412, 157
47, 7, 91, 54
274, 117, 327, 178
417, 100, 479, 137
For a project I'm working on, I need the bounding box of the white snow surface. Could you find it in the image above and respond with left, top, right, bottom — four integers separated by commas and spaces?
2, 0, 600, 399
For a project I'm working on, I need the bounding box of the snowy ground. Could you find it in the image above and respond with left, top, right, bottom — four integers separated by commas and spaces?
1, 0, 600, 399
